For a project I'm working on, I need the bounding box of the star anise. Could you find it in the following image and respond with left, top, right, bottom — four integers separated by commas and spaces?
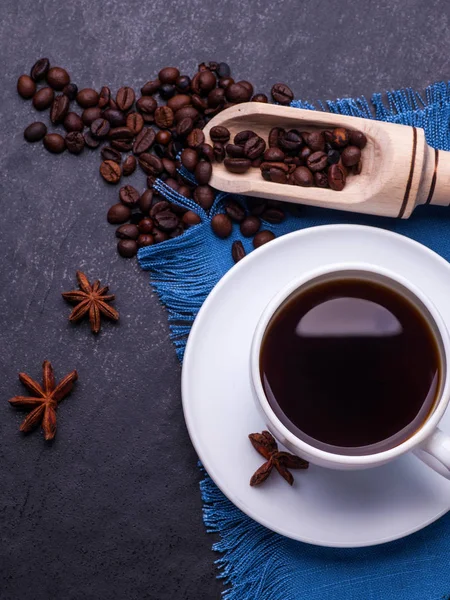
62, 271, 119, 334
9, 361, 78, 440
248, 431, 309, 486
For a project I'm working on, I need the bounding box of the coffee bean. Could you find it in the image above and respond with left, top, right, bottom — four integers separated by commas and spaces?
165, 95, 190, 113
230, 240, 245, 263
43, 133, 65, 154
263, 147, 285, 161
262, 207, 285, 224
154, 210, 179, 232
137, 234, 155, 247
147, 175, 157, 188
103, 108, 127, 127
314, 171, 329, 188
211, 214, 232, 239
116, 224, 139, 240
244, 135, 266, 159
330, 128, 349, 148
304, 131, 325, 152
124, 113, 143, 136
133, 128, 156, 154
119, 185, 140, 207
46, 67, 70, 90
225, 143, 246, 158
175, 76, 191, 92
307, 151, 328, 172
162, 158, 176, 177
141, 79, 161, 95
100, 160, 121, 183
117, 239, 137, 258
60, 83, 77, 101
327, 149, 340, 165
137, 190, 152, 214
101, 147, 122, 163
159, 67, 180, 84
279, 130, 303, 152
65, 132, 85, 154
136, 96, 157, 119
207, 87, 225, 108
180, 148, 198, 171
253, 230, 275, 248
174, 106, 199, 123
182, 211, 202, 227
109, 126, 133, 140
91, 118, 110, 138
24, 122, 47, 142
154, 106, 174, 129
328, 163, 346, 191
252, 157, 263, 168
225, 83, 251, 103
248, 199, 267, 216
30, 57, 49, 81
136, 217, 153, 234
150, 200, 170, 217
186, 128, 205, 149
195, 161, 212, 185
271, 83, 294, 105
197, 70, 216, 95
111, 139, 133, 152
198, 143, 214, 162
348, 130, 367, 149
160, 84, 175, 100
284, 157, 300, 167
216, 62, 231, 78
122, 155, 137, 176
224, 158, 251, 174
98, 86, 111, 108
84, 131, 100, 149
251, 93, 268, 103
353, 159, 363, 175
50, 94, 69, 124
76, 88, 99, 108
164, 178, 179, 191
193, 185, 215, 210
82, 107, 102, 126
139, 153, 163, 175
234, 130, 256, 146
213, 142, 225, 163
268, 127, 285, 148
240, 216, 261, 237
17, 75, 36, 99
151, 229, 168, 243
224, 199, 245, 222
116, 87, 135, 112
291, 166, 313, 186
107, 203, 131, 224
341, 145, 361, 167
169, 225, 184, 239
156, 130, 172, 146
210, 126, 230, 143
260, 161, 289, 184
177, 185, 191, 198
32, 87, 54, 110
175, 117, 193, 138
219, 77, 234, 89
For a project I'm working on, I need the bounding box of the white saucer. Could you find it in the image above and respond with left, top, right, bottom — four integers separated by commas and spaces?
182, 225, 450, 548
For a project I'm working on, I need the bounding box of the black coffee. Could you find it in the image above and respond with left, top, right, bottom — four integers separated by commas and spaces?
260, 277, 441, 455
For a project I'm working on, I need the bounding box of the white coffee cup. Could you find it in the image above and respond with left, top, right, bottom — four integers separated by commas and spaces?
250, 262, 450, 478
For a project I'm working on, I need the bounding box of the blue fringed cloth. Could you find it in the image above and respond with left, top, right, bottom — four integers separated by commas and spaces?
138, 82, 450, 600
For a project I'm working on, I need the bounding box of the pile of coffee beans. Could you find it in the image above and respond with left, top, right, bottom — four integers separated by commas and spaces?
215, 126, 366, 190
18, 58, 297, 259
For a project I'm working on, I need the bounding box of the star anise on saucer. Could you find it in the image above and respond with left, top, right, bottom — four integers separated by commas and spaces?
248, 431, 309, 486
9, 361, 78, 441
62, 271, 119, 334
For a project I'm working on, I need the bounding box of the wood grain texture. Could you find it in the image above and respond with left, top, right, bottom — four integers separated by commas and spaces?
204, 103, 450, 218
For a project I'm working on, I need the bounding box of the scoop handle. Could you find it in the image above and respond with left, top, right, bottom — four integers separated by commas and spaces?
419, 146, 450, 207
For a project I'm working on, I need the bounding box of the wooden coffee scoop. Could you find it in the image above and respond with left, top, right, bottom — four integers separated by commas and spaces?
203, 102, 450, 218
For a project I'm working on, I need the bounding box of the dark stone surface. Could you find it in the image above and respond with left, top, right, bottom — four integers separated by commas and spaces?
0, 1, 449, 599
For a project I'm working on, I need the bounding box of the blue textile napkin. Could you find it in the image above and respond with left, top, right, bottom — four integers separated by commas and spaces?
138, 82, 450, 600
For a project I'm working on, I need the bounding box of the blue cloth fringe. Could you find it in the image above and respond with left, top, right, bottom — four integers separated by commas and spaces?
138, 82, 450, 599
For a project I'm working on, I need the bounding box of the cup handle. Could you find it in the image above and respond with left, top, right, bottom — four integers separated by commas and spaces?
413, 429, 450, 479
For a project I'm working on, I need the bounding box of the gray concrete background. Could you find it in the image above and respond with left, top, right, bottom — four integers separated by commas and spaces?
0, 1, 449, 599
